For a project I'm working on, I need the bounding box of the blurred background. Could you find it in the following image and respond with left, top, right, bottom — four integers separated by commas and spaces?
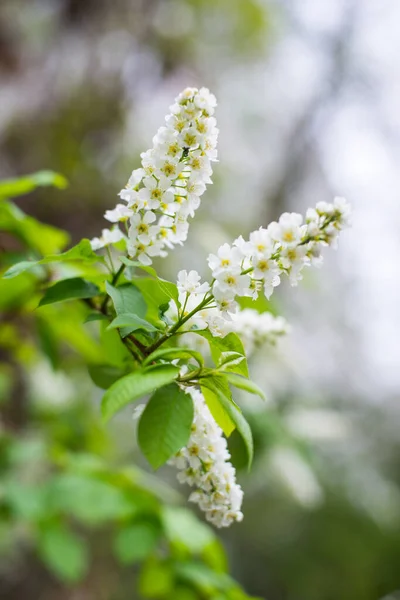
1, 0, 400, 599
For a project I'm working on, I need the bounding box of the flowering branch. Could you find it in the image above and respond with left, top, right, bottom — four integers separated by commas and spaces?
5, 87, 351, 529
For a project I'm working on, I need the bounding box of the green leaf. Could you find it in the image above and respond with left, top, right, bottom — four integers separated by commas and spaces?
38, 277, 99, 306
132, 278, 179, 324
0, 200, 69, 256
113, 521, 160, 565
218, 351, 246, 370
139, 558, 173, 597
37, 523, 88, 584
3, 239, 100, 279
0, 170, 68, 199
105, 281, 147, 318
121, 257, 179, 304
142, 347, 204, 368
201, 377, 254, 468
196, 331, 249, 378
107, 313, 157, 334
162, 506, 214, 553
101, 364, 180, 422
138, 383, 194, 469
100, 321, 131, 367
201, 382, 236, 437
88, 363, 129, 389
224, 372, 266, 401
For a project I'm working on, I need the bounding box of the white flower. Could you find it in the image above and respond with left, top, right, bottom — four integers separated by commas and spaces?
127, 168, 145, 189
193, 87, 217, 114
268, 212, 305, 247
177, 270, 210, 295
208, 243, 243, 276
316, 201, 335, 216
333, 196, 352, 228
233, 235, 252, 259
280, 245, 310, 285
127, 238, 165, 266
104, 204, 134, 223
213, 272, 251, 298
178, 127, 203, 149
140, 149, 156, 177
251, 254, 281, 299
251, 254, 281, 282
90, 228, 124, 250
213, 285, 238, 319
129, 211, 159, 245
139, 175, 174, 209
168, 387, 243, 528
154, 156, 184, 181
187, 151, 213, 183
248, 228, 275, 257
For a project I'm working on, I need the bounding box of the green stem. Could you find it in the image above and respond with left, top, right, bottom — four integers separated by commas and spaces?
127, 334, 147, 357
145, 294, 214, 355
125, 337, 143, 363
178, 367, 202, 382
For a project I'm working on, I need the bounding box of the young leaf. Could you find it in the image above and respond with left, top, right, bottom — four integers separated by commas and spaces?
38, 277, 99, 306
37, 523, 88, 584
217, 351, 246, 370
105, 282, 147, 318
101, 365, 180, 422
3, 239, 100, 279
107, 313, 158, 334
142, 347, 204, 369
223, 372, 266, 401
201, 377, 254, 468
195, 331, 249, 378
0, 170, 68, 199
138, 383, 194, 469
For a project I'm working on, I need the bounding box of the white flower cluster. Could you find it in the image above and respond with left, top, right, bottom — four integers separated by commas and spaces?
164, 197, 350, 344
207, 197, 351, 314
90, 87, 218, 262
227, 309, 289, 356
168, 387, 243, 528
